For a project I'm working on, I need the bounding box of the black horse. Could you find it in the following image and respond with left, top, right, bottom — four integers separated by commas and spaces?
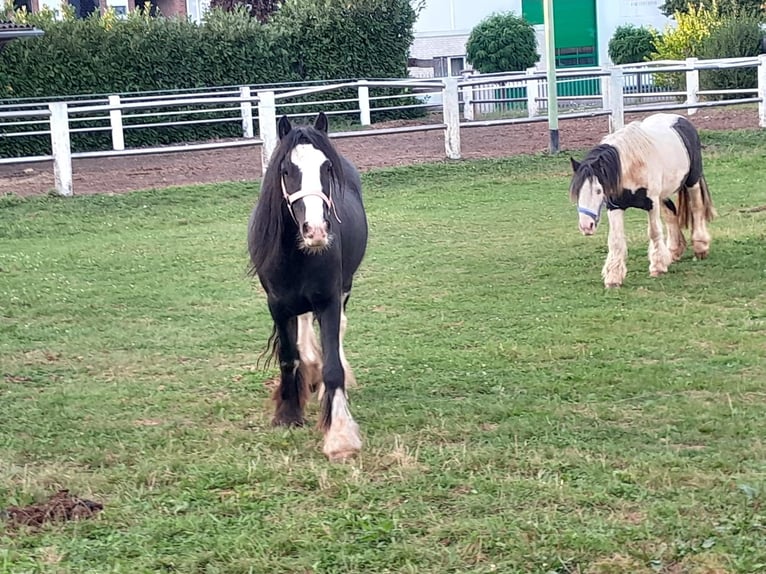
248, 112, 368, 461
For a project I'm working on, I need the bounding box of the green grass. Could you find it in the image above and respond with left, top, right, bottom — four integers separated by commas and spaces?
1, 129, 765, 574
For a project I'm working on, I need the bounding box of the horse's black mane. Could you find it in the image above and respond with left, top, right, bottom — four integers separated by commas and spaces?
569, 144, 622, 202
248, 125, 345, 276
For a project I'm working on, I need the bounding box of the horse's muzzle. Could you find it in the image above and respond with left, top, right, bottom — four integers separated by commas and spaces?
302, 221, 329, 248
579, 215, 596, 235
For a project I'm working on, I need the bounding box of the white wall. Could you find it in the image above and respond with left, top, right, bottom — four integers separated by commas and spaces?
597, 0, 672, 65
411, 0, 523, 67
413, 0, 521, 36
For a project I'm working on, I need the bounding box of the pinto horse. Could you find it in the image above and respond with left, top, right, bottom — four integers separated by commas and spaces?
569, 113, 716, 288
248, 112, 368, 461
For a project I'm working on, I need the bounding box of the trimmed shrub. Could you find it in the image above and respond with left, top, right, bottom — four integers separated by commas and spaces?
465, 12, 539, 74
608, 25, 659, 65
701, 14, 764, 97
0, 0, 420, 157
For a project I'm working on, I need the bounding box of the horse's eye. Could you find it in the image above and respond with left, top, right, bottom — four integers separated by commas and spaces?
596, 189, 602, 195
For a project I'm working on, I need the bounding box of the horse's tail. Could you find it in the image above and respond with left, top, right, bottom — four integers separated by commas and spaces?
699, 175, 717, 222
677, 175, 715, 229
257, 324, 280, 370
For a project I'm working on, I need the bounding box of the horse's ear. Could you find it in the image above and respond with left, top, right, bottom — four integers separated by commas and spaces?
278, 115, 292, 140
570, 157, 581, 173
314, 112, 328, 133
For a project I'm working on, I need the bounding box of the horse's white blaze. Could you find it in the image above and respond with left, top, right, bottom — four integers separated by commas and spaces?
290, 144, 329, 247
322, 388, 361, 460
578, 179, 604, 234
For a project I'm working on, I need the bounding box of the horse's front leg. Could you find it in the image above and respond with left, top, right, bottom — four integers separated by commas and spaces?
647, 202, 673, 277
269, 308, 308, 427
602, 208, 628, 288
316, 297, 361, 461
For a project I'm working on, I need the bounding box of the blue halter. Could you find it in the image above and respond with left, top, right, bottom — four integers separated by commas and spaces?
578, 202, 605, 225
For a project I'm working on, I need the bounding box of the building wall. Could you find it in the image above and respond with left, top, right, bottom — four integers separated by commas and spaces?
596, 0, 670, 65
410, 0, 672, 77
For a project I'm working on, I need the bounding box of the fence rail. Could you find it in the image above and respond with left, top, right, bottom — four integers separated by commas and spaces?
1, 55, 765, 196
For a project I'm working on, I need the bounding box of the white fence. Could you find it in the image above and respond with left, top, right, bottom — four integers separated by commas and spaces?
1, 55, 765, 196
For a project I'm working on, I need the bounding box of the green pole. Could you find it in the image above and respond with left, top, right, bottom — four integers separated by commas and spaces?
543, 0, 559, 153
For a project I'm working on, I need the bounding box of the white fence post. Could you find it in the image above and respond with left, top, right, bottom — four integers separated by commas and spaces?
526, 67, 539, 118
686, 57, 699, 116
108, 95, 124, 152
442, 77, 461, 160
358, 81, 371, 126
461, 81, 474, 121
606, 67, 625, 133
601, 70, 610, 111
257, 90, 278, 174
48, 102, 73, 197
240, 86, 254, 139
758, 54, 766, 129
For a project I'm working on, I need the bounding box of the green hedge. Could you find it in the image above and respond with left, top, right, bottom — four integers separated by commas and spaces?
0, 0, 421, 158
700, 15, 764, 99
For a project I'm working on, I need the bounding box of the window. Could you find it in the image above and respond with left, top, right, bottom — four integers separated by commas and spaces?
433, 55, 467, 78
449, 56, 465, 77
555, 45, 596, 68
13, 0, 33, 11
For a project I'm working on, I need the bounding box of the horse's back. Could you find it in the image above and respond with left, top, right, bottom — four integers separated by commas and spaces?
638, 114, 700, 191
337, 155, 368, 286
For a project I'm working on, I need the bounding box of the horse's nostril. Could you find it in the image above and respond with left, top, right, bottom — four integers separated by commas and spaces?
302, 222, 311, 235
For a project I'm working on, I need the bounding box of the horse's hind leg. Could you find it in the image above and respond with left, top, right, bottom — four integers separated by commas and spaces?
317, 298, 361, 461
687, 182, 712, 259
662, 199, 686, 262
340, 292, 356, 388
297, 312, 323, 395
271, 312, 309, 427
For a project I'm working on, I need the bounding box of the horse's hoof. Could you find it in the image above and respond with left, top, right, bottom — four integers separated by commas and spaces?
650, 270, 666, 278
322, 427, 361, 462
604, 282, 622, 288
694, 251, 709, 260
271, 414, 305, 428
325, 448, 360, 463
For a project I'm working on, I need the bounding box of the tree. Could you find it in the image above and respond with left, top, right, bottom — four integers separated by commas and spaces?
465, 12, 539, 74
660, 0, 765, 17
608, 25, 659, 64
207, 0, 282, 22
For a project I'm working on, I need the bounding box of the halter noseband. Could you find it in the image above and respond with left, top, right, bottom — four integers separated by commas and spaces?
281, 178, 341, 225
577, 201, 604, 225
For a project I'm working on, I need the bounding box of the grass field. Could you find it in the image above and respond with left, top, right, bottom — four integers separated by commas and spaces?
1, 129, 765, 573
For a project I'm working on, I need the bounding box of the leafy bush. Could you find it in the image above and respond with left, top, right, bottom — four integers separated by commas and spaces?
660, 0, 765, 17
651, 2, 721, 89
701, 14, 764, 97
207, 0, 282, 22
465, 12, 539, 73
652, 2, 721, 60
608, 25, 659, 65
0, 0, 420, 157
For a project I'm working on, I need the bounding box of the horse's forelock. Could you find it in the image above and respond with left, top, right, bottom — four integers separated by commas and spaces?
571, 145, 622, 201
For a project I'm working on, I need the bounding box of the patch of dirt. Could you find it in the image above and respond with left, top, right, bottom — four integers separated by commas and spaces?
0, 107, 758, 197
3, 490, 103, 530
